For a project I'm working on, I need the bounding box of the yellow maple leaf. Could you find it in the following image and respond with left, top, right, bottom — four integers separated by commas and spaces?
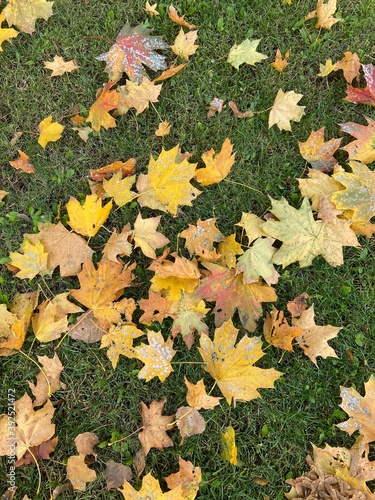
37, 115, 64, 148
227, 38, 267, 69
100, 323, 144, 369
271, 48, 290, 72
217, 234, 244, 269
4, 0, 53, 34
133, 213, 170, 259
171, 28, 198, 60
103, 172, 137, 207
221, 426, 237, 465
144, 2, 159, 16
269, 89, 305, 131
86, 82, 119, 132
133, 330, 176, 382
199, 319, 282, 406
185, 377, 222, 410
155, 120, 171, 137
43, 55, 79, 77
318, 58, 336, 77
138, 145, 201, 216
9, 239, 49, 279
195, 138, 236, 186
0, 11, 18, 51
117, 78, 162, 115
120, 472, 184, 499
66, 194, 112, 237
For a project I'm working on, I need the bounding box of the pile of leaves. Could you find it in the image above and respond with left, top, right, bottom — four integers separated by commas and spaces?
0, 0, 374, 498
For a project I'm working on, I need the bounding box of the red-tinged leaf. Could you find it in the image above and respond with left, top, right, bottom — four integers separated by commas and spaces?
345, 64, 375, 107
298, 127, 341, 173
9, 150, 35, 173
90, 159, 136, 182
96, 23, 169, 83
86, 82, 120, 132
339, 118, 375, 164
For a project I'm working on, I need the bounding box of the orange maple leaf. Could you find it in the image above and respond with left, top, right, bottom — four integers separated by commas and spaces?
86, 82, 120, 132
9, 150, 35, 173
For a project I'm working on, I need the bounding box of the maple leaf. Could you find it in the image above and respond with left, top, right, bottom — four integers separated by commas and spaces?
185, 377, 222, 410
138, 399, 174, 456
297, 167, 344, 210
44, 55, 79, 76
287, 292, 310, 318
176, 406, 206, 444
9, 150, 35, 173
90, 158, 136, 182
334, 51, 361, 84
171, 28, 198, 60
263, 307, 304, 351
269, 89, 305, 131
155, 120, 171, 136
4, 0, 53, 34
195, 138, 236, 186
117, 78, 162, 115
28, 353, 66, 406
102, 225, 133, 262
9, 239, 49, 279
0, 11, 18, 51
31, 292, 83, 342
261, 197, 359, 267
15, 437, 58, 466
221, 426, 237, 465
120, 472, 184, 499
168, 5, 196, 30
66, 454, 97, 491
170, 293, 209, 348
196, 262, 277, 332
144, 2, 159, 16
164, 457, 202, 500
318, 58, 336, 77
74, 432, 99, 456
337, 376, 375, 445
153, 63, 185, 82
206, 97, 224, 118
96, 23, 169, 83
199, 319, 282, 405
149, 252, 201, 301
271, 49, 290, 72
339, 118, 375, 165
103, 172, 137, 207
306, 0, 339, 29
138, 291, 173, 325
100, 322, 142, 368
345, 64, 375, 107
25, 222, 93, 277
236, 238, 280, 286
133, 330, 176, 382
133, 213, 170, 259
137, 145, 201, 216
180, 218, 224, 260
292, 305, 341, 365
105, 459, 132, 489
37, 115, 64, 148
298, 127, 342, 173
70, 258, 136, 330
217, 234, 244, 269
86, 82, 120, 132
227, 38, 267, 69
236, 212, 267, 244
66, 194, 112, 237
228, 100, 254, 119
331, 161, 375, 222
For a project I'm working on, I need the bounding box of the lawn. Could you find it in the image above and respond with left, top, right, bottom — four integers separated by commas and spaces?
0, 0, 375, 498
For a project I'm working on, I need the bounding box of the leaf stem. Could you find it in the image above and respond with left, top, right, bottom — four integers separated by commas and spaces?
27, 446, 42, 495
18, 350, 51, 397
108, 426, 144, 446
223, 179, 265, 195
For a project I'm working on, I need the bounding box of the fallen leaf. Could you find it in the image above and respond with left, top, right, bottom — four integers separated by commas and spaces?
117, 78, 162, 115
133, 330, 176, 382
0, 190, 8, 200
15, 437, 58, 466
66, 454, 97, 492
236, 212, 267, 243
334, 51, 360, 84
337, 376, 375, 445
180, 218, 224, 258
153, 63, 185, 82
217, 234, 244, 269
345, 63, 375, 107
133, 448, 146, 478
306, 0, 339, 29
263, 307, 304, 351
105, 459, 132, 489
221, 426, 237, 465
66, 194, 112, 237
170, 294, 209, 348
164, 457, 202, 500
138, 399, 174, 456
155, 120, 171, 136
339, 118, 375, 164
171, 28, 198, 60
133, 213, 170, 259
90, 158, 136, 182
227, 38, 267, 69
119, 472, 183, 499
196, 262, 277, 332
318, 58, 336, 77
228, 100, 254, 119
292, 305, 341, 365
331, 160, 375, 222
96, 23, 169, 83
86, 82, 119, 132
185, 377, 222, 410
74, 432, 99, 456
4, 0, 53, 34
144, 2, 158, 16
176, 406, 205, 443
0, 11, 18, 51
102, 225, 133, 262
168, 5, 196, 30
261, 197, 359, 267
269, 89, 305, 131
195, 138, 236, 186
271, 49, 290, 72
100, 323, 144, 369
38, 115, 64, 148
199, 319, 282, 405
44, 55, 79, 76
9, 239, 49, 279
138, 291, 173, 325
297, 167, 344, 210
103, 172, 137, 207
298, 127, 341, 173
206, 97, 224, 118
287, 293, 310, 317
9, 150, 34, 173
236, 238, 280, 286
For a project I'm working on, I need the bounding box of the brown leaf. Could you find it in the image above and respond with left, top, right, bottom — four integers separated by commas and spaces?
15, 437, 58, 466
74, 432, 99, 456
175, 406, 206, 444
28, 353, 66, 407
334, 51, 361, 84
287, 292, 310, 317
9, 150, 35, 173
90, 158, 136, 182
168, 5, 196, 30
66, 454, 97, 492
207, 98, 223, 118
263, 307, 304, 351
105, 459, 132, 489
164, 457, 202, 499
132, 448, 146, 478
138, 399, 174, 456
228, 100, 254, 119
69, 310, 106, 343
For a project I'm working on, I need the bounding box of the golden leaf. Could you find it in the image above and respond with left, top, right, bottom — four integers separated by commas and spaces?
66, 194, 112, 237
37, 115, 64, 148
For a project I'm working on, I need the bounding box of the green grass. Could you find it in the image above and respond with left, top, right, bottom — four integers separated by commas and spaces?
1, 0, 375, 498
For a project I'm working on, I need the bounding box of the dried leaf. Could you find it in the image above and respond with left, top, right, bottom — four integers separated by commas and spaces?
44, 55, 79, 77
228, 100, 254, 119
66, 194, 112, 237
66, 454, 97, 492
9, 150, 35, 173
105, 459, 132, 489
227, 38, 267, 69
28, 353, 66, 407
270, 49, 290, 72
263, 307, 304, 351
133, 330, 176, 382
74, 432, 99, 456
171, 28, 198, 60
138, 399, 174, 456
4, 0, 53, 34
168, 5, 196, 30
195, 138, 236, 186
269, 89, 305, 131
176, 406, 205, 444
